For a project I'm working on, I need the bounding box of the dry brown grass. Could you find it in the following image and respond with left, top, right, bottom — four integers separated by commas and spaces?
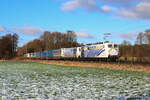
1, 58, 150, 73
22, 60, 150, 73
0, 60, 7, 62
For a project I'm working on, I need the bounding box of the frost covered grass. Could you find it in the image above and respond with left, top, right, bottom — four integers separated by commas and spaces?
0, 61, 150, 100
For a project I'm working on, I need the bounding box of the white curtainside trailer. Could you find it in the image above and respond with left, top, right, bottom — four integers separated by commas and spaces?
61, 48, 76, 58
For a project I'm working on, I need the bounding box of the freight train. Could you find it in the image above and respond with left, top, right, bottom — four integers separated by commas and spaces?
24, 42, 119, 61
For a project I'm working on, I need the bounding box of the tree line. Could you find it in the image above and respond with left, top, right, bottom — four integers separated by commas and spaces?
119, 29, 150, 62
0, 33, 18, 59
17, 30, 81, 56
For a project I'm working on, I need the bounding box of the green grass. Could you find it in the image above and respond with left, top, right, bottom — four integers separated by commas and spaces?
0, 61, 150, 99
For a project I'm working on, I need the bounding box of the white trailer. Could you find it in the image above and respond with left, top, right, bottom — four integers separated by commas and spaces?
61, 47, 82, 58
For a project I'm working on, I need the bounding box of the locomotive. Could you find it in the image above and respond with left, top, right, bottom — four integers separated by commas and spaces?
24, 42, 119, 61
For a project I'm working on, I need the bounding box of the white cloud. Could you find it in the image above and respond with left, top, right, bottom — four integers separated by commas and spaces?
119, 31, 139, 40
119, 2, 150, 19
101, 0, 139, 6
11, 26, 43, 35
0, 26, 5, 32
61, 0, 150, 19
101, 5, 112, 13
61, 0, 98, 12
61, 0, 140, 12
76, 30, 95, 39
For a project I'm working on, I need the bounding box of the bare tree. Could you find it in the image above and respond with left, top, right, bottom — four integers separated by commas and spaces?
135, 32, 145, 62
144, 30, 150, 44
135, 32, 145, 45
0, 33, 19, 59
120, 40, 131, 61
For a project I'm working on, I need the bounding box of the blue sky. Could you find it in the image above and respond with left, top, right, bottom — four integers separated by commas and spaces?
0, 0, 150, 46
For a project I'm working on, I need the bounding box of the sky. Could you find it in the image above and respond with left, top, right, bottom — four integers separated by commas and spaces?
0, 0, 150, 46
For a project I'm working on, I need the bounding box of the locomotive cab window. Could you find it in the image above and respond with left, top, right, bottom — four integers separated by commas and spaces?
114, 44, 118, 48
108, 44, 112, 48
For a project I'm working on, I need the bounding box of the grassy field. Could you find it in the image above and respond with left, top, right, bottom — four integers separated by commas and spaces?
0, 61, 150, 100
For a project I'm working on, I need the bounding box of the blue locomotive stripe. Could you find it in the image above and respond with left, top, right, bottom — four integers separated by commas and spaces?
96, 49, 103, 56
97, 49, 105, 56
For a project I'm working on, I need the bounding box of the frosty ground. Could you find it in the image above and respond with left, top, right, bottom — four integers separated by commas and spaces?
0, 62, 150, 100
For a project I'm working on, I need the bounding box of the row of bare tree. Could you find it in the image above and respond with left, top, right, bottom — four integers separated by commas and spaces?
0, 33, 18, 59
119, 29, 150, 62
17, 30, 81, 56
